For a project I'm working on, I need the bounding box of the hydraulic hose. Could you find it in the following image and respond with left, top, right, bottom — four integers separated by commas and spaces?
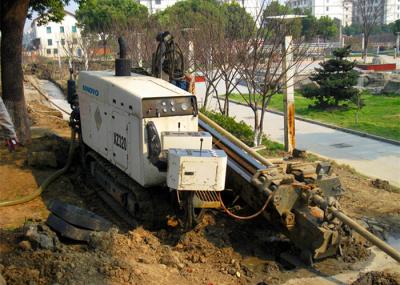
0, 129, 77, 207
217, 191, 274, 220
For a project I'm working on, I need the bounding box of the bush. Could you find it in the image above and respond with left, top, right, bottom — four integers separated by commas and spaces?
201, 109, 255, 146
201, 110, 285, 156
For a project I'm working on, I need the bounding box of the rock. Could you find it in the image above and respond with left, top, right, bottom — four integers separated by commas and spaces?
227, 267, 236, 275
190, 254, 200, 263
137, 256, 152, 264
382, 80, 400, 95
236, 271, 241, 278
0, 264, 4, 273
24, 223, 59, 250
160, 251, 181, 268
27, 151, 58, 168
18, 240, 32, 251
56, 271, 63, 280
0, 273, 6, 285
371, 179, 391, 190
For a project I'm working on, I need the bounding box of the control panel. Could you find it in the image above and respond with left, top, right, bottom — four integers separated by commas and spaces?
142, 96, 197, 118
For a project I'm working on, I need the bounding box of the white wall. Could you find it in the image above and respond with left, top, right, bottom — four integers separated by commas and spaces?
30, 13, 81, 57
289, 0, 352, 26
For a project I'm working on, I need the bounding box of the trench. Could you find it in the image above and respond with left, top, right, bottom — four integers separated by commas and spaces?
37, 79, 72, 120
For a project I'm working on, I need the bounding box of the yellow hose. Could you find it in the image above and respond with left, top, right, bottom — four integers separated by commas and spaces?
0, 130, 77, 207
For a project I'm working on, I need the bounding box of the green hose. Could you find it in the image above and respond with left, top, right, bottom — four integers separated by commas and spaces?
0, 130, 77, 207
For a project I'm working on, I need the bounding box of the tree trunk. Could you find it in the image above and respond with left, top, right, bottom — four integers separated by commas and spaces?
363, 36, 369, 64
1, 0, 31, 144
253, 108, 260, 146
203, 82, 213, 109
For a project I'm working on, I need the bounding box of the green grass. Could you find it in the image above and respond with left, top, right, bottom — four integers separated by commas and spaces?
227, 93, 400, 141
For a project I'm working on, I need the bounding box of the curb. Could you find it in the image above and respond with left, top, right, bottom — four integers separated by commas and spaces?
223, 98, 400, 146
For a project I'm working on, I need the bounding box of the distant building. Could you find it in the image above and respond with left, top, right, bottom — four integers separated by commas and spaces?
352, 0, 399, 25
288, 0, 353, 26
28, 11, 81, 57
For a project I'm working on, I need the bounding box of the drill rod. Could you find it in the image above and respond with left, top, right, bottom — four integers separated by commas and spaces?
312, 194, 400, 263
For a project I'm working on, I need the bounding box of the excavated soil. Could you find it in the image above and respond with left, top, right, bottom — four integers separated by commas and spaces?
351, 271, 400, 285
1, 79, 400, 284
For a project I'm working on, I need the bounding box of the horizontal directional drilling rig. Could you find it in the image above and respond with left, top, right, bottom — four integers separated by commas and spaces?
65, 33, 400, 264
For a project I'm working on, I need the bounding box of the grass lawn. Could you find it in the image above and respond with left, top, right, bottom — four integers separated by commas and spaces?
227, 93, 400, 141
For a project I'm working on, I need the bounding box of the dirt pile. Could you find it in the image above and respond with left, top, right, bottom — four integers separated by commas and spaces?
1, 215, 281, 285
351, 271, 400, 285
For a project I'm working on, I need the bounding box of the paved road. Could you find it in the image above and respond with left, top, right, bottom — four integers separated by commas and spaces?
195, 82, 400, 187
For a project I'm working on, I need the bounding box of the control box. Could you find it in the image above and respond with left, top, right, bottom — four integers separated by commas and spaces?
161, 131, 212, 151
167, 149, 227, 191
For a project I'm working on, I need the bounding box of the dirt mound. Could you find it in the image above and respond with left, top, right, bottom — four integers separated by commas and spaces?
351, 271, 400, 285
340, 231, 371, 263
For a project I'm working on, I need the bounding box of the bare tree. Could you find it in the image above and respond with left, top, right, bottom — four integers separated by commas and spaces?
78, 33, 99, 70
60, 32, 80, 69
235, 5, 316, 146
212, 37, 242, 116
353, 0, 384, 63
191, 20, 224, 108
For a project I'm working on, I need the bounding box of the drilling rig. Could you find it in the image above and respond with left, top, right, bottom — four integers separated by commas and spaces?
66, 33, 400, 264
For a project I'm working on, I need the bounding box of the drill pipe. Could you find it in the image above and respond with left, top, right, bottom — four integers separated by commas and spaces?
312, 194, 400, 263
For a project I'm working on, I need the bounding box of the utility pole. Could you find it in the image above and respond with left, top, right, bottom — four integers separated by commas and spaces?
396, 32, 400, 55
282, 36, 295, 153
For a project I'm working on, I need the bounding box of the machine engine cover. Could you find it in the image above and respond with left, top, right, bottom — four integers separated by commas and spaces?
167, 149, 227, 191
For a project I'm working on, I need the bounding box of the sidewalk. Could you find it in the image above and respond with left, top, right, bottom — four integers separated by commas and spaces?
195, 83, 400, 187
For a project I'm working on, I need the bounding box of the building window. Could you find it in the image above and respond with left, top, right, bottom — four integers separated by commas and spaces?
60, 26, 64, 33
77, 48, 82, 57
53, 48, 58, 55
326, 6, 329, 11
48, 39, 53, 46
61, 39, 65, 45
46, 49, 51, 55
155, 0, 161, 4
72, 38, 78, 44
72, 25, 77, 33
46, 27, 51, 33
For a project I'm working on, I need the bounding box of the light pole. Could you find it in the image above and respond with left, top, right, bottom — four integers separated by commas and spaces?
282, 35, 295, 153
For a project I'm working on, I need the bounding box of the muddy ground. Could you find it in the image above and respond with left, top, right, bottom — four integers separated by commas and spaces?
0, 79, 400, 285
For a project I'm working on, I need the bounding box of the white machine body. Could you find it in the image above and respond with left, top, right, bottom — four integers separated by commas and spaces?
161, 131, 212, 151
77, 70, 226, 191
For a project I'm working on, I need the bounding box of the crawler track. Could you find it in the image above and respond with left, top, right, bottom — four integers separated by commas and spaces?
85, 150, 173, 229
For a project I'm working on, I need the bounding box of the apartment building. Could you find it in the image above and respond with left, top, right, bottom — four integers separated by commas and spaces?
28, 11, 81, 57
353, 0, 400, 25
288, 0, 353, 25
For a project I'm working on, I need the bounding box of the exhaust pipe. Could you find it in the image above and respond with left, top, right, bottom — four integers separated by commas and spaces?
115, 37, 131, 76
